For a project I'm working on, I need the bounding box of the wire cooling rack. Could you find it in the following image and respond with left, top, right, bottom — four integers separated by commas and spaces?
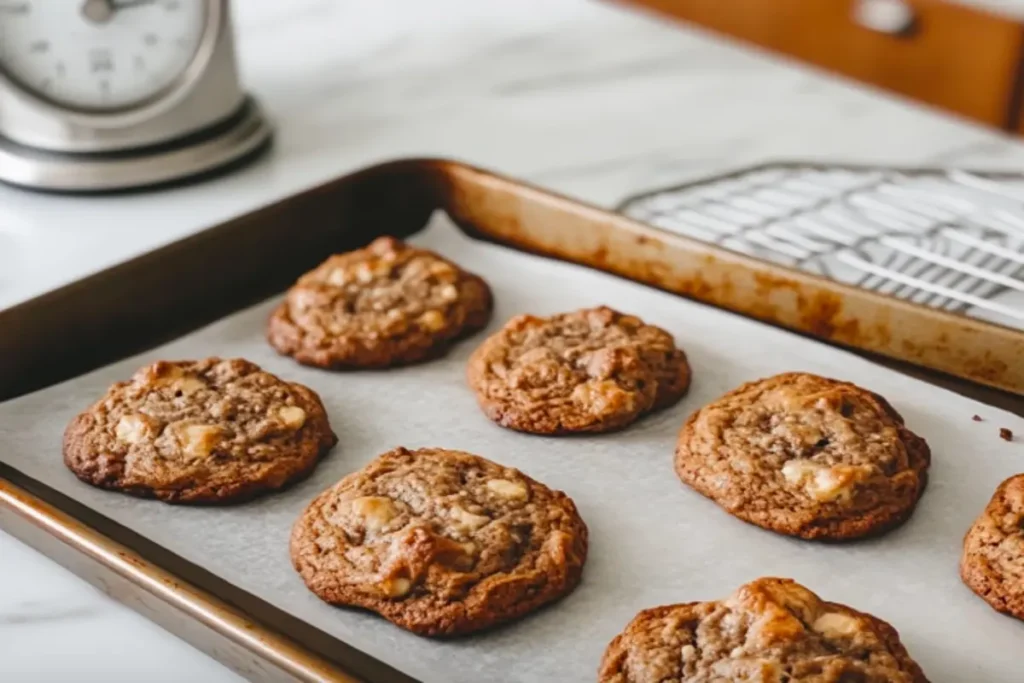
618, 164, 1024, 331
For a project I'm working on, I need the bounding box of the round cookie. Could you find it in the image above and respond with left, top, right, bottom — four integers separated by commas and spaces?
675, 372, 929, 540
63, 358, 336, 504
599, 577, 928, 683
267, 237, 492, 368
961, 474, 1024, 620
290, 447, 588, 636
466, 306, 690, 434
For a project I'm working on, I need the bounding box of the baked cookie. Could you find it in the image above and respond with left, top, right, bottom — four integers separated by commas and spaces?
675, 372, 929, 540
599, 577, 928, 683
290, 447, 587, 636
961, 474, 1024, 620
267, 237, 492, 368
467, 306, 690, 434
63, 359, 336, 504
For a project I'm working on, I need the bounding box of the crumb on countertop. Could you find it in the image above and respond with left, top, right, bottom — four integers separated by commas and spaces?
972, 415, 983, 422
1000, 428, 1014, 442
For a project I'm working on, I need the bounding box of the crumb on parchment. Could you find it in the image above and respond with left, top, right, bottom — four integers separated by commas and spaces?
1000, 428, 1014, 442
972, 415, 983, 422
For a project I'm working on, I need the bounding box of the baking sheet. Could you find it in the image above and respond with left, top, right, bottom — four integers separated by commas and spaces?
3, 213, 1023, 682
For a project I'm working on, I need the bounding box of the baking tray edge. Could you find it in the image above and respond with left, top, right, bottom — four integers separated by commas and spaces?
0, 476, 357, 683
2, 157, 1023, 683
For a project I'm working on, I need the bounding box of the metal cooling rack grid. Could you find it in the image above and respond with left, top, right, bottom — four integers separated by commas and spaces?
618, 164, 1024, 330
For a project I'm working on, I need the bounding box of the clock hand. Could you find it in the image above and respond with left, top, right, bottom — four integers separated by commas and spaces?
81, 0, 158, 24
110, 0, 160, 8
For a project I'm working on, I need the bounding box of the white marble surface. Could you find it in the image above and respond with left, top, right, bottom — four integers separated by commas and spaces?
4, 0, 1024, 680
958, 0, 1024, 18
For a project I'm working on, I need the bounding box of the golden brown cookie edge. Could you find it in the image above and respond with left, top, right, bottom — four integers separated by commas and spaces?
267, 241, 494, 370
466, 307, 691, 436
62, 360, 338, 505
960, 474, 1024, 621
289, 446, 589, 636
674, 372, 930, 540
597, 579, 930, 683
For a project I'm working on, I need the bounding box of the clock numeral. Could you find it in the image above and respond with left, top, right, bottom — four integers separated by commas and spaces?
164, 0, 180, 10
89, 49, 113, 74
143, 33, 159, 47
99, 79, 110, 100
55, 61, 66, 78
29, 40, 49, 54
133, 55, 145, 71
39, 77, 52, 91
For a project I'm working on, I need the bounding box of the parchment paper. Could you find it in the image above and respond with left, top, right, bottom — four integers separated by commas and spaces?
3, 213, 1023, 682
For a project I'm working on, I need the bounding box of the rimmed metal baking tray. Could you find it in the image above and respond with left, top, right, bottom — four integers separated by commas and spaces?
1, 158, 1022, 682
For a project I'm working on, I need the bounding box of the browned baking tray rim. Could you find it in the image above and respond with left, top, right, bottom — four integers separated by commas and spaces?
0, 470, 362, 683
4, 157, 1023, 401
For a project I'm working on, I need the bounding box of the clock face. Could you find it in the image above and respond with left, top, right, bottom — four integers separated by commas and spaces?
0, 0, 207, 111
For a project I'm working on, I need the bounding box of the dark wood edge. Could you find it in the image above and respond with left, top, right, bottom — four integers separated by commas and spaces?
611, 0, 1024, 131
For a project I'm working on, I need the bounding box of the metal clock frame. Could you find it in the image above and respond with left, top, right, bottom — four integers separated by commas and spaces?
0, 0, 240, 152
0, 0, 271, 191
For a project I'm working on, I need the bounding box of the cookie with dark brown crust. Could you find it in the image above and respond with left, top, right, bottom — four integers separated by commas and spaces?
267, 237, 492, 369
675, 372, 929, 540
290, 447, 588, 636
599, 577, 929, 683
961, 474, 1024, 620
466, 306, 690, 435
63, 359, 337, 504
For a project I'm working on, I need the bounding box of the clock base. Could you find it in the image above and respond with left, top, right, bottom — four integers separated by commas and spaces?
0, 98, 272, 193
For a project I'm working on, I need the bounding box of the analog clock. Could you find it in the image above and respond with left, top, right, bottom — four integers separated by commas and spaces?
0, 0, 207, 111
0, 0, 271, 191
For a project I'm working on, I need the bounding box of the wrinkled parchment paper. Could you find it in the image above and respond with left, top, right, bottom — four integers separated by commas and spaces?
3, 213, 1023, 682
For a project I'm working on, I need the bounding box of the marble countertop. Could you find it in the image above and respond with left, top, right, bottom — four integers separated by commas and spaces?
4, 0, 1024, 680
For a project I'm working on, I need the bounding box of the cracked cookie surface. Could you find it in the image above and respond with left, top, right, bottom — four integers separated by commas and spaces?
675, 372, 929, 540
599, 577, 928, 683
467, 306, 690, 434
290, 447, 588, 636
63, 358, 337, 504
268, 237, 492, 368
961, 474, 1024, 620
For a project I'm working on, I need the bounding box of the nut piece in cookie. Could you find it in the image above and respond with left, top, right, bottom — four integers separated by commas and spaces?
289, 447, 588, 636
267, 237, 492, 369
63, 359, 337, 504
466, 306, 690, 435
675, 372, 929, 540
599, 577, 929, 683
961, 474, 1024, 620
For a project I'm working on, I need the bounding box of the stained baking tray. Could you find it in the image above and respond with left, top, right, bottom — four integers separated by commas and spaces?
1, 159, 1022, 682
619, 163, 1024, 331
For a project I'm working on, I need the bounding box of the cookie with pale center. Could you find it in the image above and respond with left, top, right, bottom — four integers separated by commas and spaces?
599, 577, 929, 683
467, 306, 690, 434
675, 372, 929, 540
961, 473, 1024, 621
63, 358, 336, 504
289, 446, 588, 636
267, 236, 492, 369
